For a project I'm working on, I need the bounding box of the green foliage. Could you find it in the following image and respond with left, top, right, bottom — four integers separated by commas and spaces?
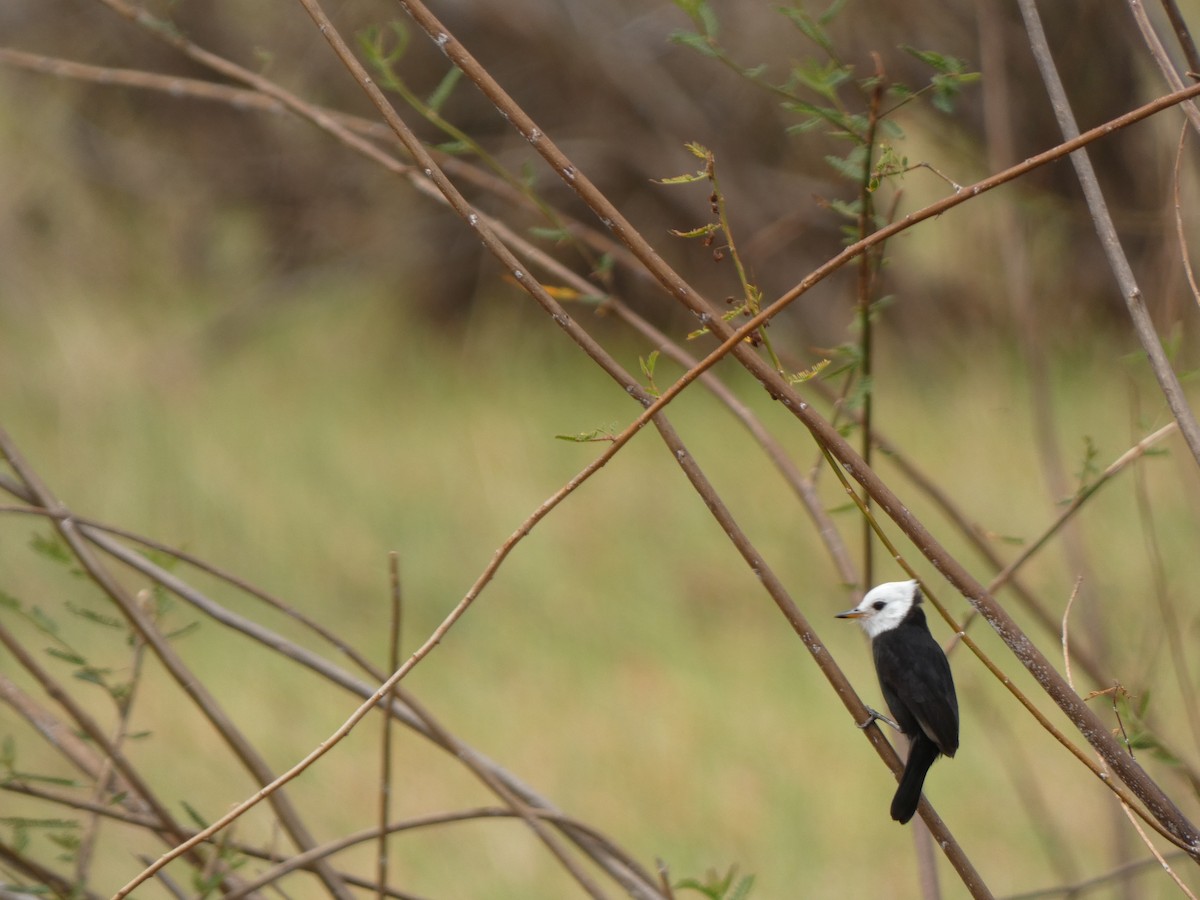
675, 864, 755, 900
670, 1, 980, 201
30, 531, 76, 573
657, 143, 787, 371
669, 0, 721, 52
555, 427, 616, 443
900, 46, 982, 114
1073, 435, 1101, 497
640, 349, 662, 397
357, 21, 411, 90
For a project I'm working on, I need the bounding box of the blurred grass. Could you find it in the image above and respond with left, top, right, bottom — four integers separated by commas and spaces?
3, 264, 1200, 897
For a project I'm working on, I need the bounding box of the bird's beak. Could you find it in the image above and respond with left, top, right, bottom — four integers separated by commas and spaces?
835, 608, 866, 619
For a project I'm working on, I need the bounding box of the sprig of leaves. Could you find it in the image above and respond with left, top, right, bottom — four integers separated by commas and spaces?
675, 864, 755, 900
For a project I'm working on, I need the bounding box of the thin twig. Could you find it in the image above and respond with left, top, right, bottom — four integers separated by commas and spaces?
1001, 849, 1192, 899
1062, 578, 1084, 691
377, 553, 402, 899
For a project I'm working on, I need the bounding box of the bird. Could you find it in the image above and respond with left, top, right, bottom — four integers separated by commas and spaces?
836, 580, 958, 824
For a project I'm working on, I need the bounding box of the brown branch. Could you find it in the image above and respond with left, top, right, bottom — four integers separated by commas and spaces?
377, 553, 402, 899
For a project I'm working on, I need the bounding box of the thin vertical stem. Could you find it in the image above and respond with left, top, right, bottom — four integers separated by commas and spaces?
376, 553, 403, 898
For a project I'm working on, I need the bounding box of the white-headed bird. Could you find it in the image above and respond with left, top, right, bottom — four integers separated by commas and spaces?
837, 580, 959, 824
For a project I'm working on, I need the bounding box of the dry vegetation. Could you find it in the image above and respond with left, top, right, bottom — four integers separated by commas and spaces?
4, 1, 1200, 898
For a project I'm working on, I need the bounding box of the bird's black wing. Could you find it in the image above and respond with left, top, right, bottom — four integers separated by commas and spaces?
873, 615, 959, 757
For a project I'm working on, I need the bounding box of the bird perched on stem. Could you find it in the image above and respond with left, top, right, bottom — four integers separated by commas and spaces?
836, 580, 958, 824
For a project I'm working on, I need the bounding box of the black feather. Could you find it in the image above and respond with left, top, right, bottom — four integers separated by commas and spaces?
871, 602, 958, 823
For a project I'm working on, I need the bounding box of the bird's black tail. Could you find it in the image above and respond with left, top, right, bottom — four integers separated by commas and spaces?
890, 733, 941, 824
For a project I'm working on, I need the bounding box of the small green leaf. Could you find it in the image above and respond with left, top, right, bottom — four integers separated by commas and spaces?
30, 533, 71, 566
1, 736, 15, 768
729, 874, 756, 900
433, 139, 473, 156
640, 350, 660, 380
656, 171, 709, 185
818, 0, 849, 25
787, 359, 831, 384
426, 66, 462, 112
555, 429, 614, 443
165, 621, 200, 641
29, 606, 58, 636
528, 225, 572, 242
671, 0, 719, 37
780, 6, 834, 55
669, 29, 720, 58
66, 603, 123, 629
181, 800, 209, 829
901, 46, 971, 75
44, 647, 85, 666
670, 223, 720, 238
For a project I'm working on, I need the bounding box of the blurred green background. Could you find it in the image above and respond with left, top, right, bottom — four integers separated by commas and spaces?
3, 1, 1200, 898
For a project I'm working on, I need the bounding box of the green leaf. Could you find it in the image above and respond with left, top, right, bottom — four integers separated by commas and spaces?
787, 359, 831, 384
657, 170, 709, 185
640, 350, 660, 380
555, 429, 614, 443
818, 0, 849, 25
66, 603, 123, 629
729, 874, 756, 900
165, 620, 200, 641
181, 800, 209, 829
44, 647, 85, 666
426, 66, 462, 113
30, 532, 71, 566
28, 606, 58, 636
73, 667, 113, 687
670, 223, 720, 238
671, 0, 719, 37
902, 46, 962, 74
669, 29, 720, 58
433, 139, 473, 156
824, 154, 865, 181
1133, 687, 1151, 719
528, 225, 572, 242
779, 6, 834, 55
791, 59, 852, 102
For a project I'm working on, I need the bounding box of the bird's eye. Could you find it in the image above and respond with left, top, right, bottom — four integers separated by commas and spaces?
872, 600, 886, 611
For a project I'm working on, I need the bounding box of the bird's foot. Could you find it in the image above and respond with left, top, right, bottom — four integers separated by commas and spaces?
857, 707, 900, 731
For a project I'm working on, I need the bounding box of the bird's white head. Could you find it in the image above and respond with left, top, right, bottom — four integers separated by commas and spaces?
835, 580, 921, 639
